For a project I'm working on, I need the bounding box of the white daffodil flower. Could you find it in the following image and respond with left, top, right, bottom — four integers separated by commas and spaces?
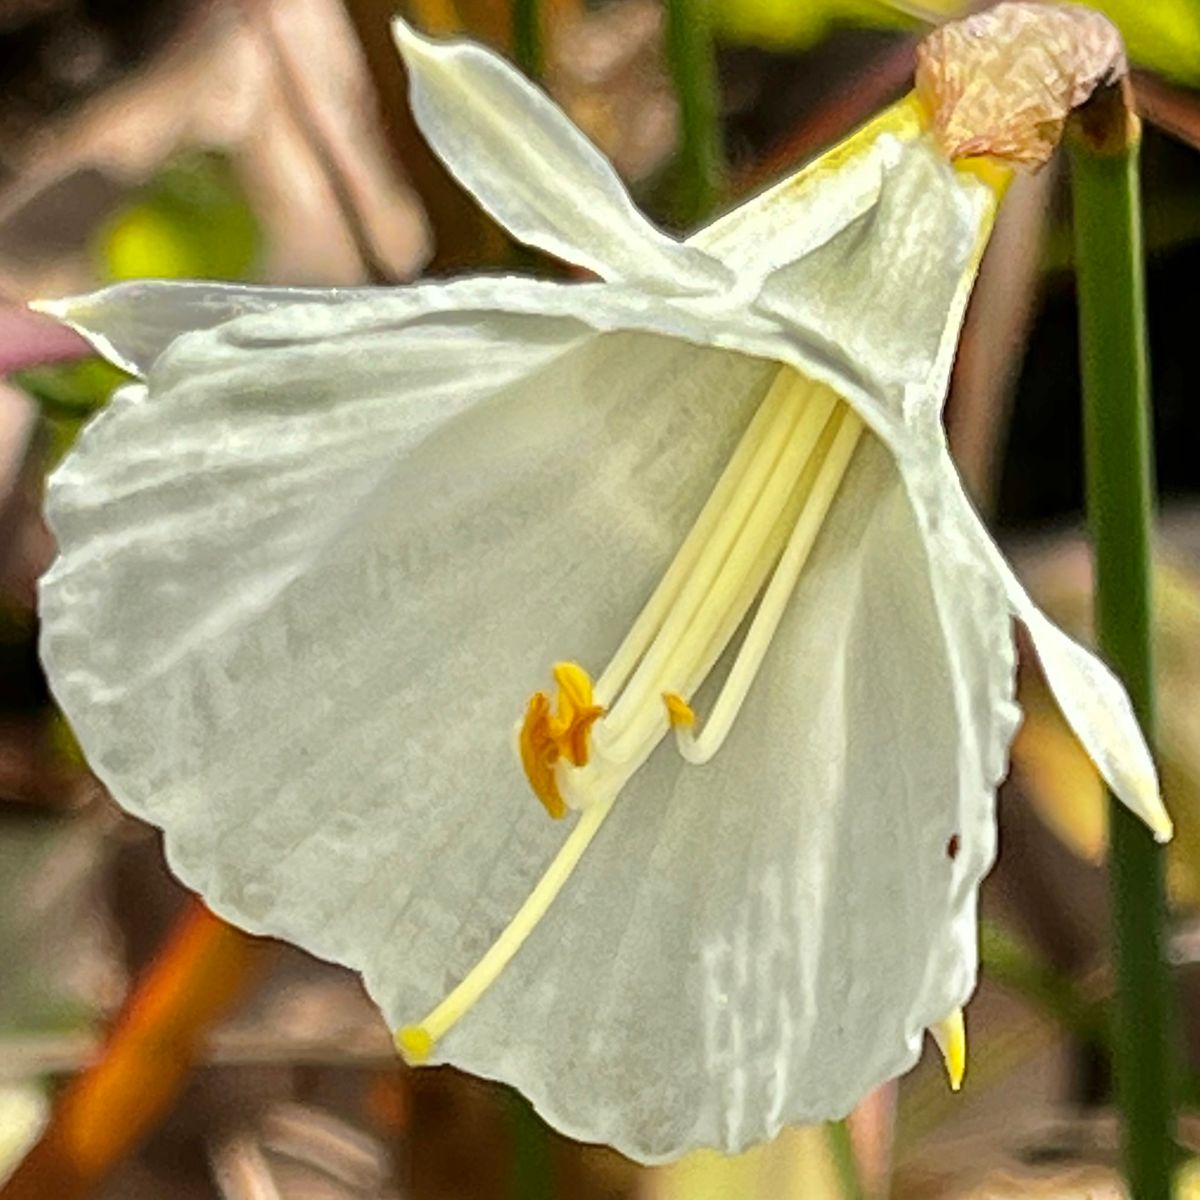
36, 17, 1169, 1163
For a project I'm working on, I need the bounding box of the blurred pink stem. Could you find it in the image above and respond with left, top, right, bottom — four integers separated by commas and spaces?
1, 306, 91, 374
847, 1083, 898, 1199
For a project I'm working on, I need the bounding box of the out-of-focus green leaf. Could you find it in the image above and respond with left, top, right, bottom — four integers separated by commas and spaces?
1089, 0, 1200, 85
96, 152, 260, 283
713, 0, 906, 52
13, 359, 129, 465
713, 0, 1200, 86
14, 360, 126, 419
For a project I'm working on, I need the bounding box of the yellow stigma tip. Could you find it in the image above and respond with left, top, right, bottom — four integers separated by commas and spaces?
396, 1025, 434, 1065
663, 692, 696, 729
930, 1008, 966, 1092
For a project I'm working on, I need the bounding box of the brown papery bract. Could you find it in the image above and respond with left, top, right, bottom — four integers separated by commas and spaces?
915, 2, 1127, 169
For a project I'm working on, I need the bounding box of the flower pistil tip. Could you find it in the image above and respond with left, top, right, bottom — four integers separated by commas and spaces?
395, 1024, 434, 1065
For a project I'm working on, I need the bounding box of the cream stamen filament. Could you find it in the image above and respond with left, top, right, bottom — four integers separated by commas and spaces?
673, 406, 864, 763
396, 792, 615, 1062
558, 383, 849, 806
398, 368, 866, 1061
593, 369, 811, 707
595, 382, 838, 762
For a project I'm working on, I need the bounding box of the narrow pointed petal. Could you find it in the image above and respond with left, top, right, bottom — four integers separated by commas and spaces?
928, 456, 1170, 841
929, 1009, 966, 1092
391, 19, 731, 293
31, 281, 376, 377
1014, 603, 1170, 841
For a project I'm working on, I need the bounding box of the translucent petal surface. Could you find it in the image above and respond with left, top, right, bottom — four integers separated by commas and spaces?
899, 450, 1167, 840
1016, 605, 1167, 839
32, 282, 379, 377
391, 20, 731, 293
958, 495, 1167, 837
37, 64, 1141, 1155
396, 436, 1017, 1159
693, 98, 928, 275
41, 265, 1021, 1155
700, 112, 1165, 841
751, 135, 998, 437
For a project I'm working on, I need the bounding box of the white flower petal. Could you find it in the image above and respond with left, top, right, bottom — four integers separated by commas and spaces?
692, 98, 926, 274
1016, 605, 1168, 839
390, 19, 731, 293
34, 25, 1146, 1160
40, 274, 906, 452
40, 299, 791, 1135
44, 273, 1016, 1155
921, 455, 1170, 841
393, 435, 1016, 1160
31, 281, 377, 377
751, 135, 997, 436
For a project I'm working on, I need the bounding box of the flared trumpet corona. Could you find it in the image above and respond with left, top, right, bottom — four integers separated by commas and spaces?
37, 7, 1167, 1162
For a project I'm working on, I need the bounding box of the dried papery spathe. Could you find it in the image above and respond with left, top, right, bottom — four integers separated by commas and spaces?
916, 1, 1128, 168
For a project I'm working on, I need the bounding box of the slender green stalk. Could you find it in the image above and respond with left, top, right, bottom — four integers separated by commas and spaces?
498, 18, 574, 1197
825, 1120, 864, 1200
1068, 87, 1176, 1200
512, 0, 543, 80
663, 0, 723, 224
507, 1089, 554, 1200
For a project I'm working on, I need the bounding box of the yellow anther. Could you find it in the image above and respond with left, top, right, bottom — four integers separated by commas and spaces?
395, 1024, 433, 1065
663, 692, 696, 729
518, 662, 604, 818
553, 661, 593, 709
930, 1007, 967, 1092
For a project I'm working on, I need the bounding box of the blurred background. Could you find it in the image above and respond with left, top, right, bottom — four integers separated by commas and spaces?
0, 0, 1199, 1196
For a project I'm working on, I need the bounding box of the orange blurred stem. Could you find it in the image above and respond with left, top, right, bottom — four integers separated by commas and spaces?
0, 901, 268, 1200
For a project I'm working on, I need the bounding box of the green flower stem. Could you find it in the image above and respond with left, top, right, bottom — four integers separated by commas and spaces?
664, 0, 723, 224
826, 1119, 864, 1200
507, 1089, 554, 1200
512, 0, 543, 81
497, 19, 557, 1190
1068, 86, 1176, 1200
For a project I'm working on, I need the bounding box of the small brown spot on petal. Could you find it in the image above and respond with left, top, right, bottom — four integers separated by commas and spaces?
947, 833, 961, 860
915, 2, 1127, 169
